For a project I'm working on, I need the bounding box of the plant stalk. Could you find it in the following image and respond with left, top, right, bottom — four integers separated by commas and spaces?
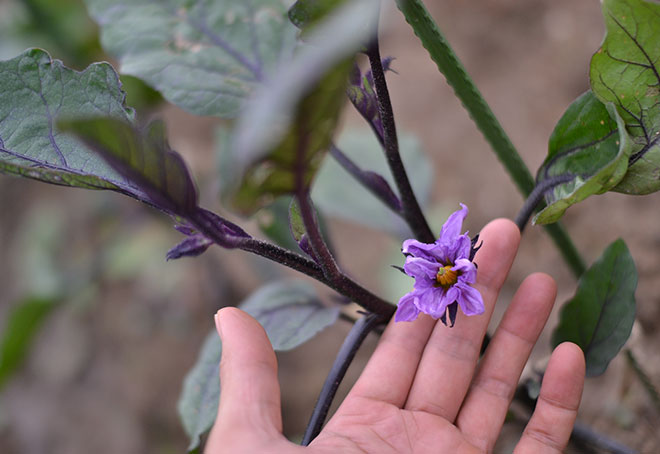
366, 39, 435, 244
394, 0, 586, 278
302, 312, 385, 445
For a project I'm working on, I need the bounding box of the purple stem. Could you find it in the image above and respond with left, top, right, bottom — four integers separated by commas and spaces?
329, 145, 402, 213
366, 39, 435, 243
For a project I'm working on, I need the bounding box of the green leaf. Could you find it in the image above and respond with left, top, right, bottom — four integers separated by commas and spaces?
552, 239, 637, 377
177, 329, 222, 453
0, 298, 56, 390
0, 49, 142, 196
288, 198, 305, 242
58, 117, 198, 215
288, 0, 348, 31
533, 91, 633, 224
178, 280, 338, 452
255, 196, 302, 253
241, 280, 340, 351
226, 0, 378, 214
312, 128, 433, 237
590, 0, 660, 194
84, 0, 298, 118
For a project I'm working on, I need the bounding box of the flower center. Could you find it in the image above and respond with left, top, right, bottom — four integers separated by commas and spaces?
436, 265, 458, 288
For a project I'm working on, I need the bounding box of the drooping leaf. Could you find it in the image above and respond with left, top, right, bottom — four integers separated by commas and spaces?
0, 297, 56, 390
312, 127, 433, 237
226, 0, 379, 214
0, 49, 144, 199
590, 0, 660, 194
59, 117, 198, 215
552, 239, 637, 377
533, 91, 633, 224
84, 0, 298, 118
178, 280, 338, 452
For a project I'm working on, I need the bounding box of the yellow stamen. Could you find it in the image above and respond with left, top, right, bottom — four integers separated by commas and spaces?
436, 265, 458, 288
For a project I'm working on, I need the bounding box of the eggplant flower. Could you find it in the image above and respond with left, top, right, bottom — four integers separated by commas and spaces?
395, 203, 484, 326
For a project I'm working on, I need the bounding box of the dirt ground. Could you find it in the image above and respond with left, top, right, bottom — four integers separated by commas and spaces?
1, 0, 659, 453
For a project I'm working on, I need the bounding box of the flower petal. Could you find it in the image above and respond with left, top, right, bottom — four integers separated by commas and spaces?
453, 258, 477, 284
402, 238, 438, 261
395, 292, 421, 322
414, 287, 436, 314
446, 233, 471, 263
404, 257, 439, 281
438, 203, 468, 247
456, 282, 485, 316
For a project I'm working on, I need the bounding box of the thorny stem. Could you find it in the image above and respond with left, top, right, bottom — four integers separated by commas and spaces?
302, 312, 385, 445
366, 39, 435, 244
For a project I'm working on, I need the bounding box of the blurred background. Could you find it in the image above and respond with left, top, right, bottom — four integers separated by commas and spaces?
1, 0, 659, 452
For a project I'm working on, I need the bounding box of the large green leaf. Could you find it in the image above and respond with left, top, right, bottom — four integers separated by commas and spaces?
0, 297, 56, 390
84, 0, 298, 118
533, 91, 632, 224
552, 239, 637, 377
178, 280, 339, 452
0, 49, 143, 198
59, 117, 198, 215
590, 0, 660, 194
312, 128, 433, 237
225, 0, 378, 214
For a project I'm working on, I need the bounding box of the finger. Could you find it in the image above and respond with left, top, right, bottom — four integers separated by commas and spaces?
341, 311, 437, 407
514, 342, 585, 454
404, 218, 520, 420
456, 273, 557, 451
207, 308, 282, 445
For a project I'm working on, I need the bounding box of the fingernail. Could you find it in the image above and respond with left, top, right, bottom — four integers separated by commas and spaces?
214, 309, 223, 340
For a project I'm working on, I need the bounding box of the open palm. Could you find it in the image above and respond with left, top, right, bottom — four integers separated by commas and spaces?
206, 219, 585, 453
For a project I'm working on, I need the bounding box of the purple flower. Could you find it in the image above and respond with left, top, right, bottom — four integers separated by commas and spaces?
395, 203, 484, 326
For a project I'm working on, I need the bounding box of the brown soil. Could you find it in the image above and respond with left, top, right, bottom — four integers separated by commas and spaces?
1, 1, 659, 453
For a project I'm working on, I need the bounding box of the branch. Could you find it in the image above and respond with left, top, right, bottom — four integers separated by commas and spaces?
366, 39, 435, 243
330, 145, 402, 214
514, 174, 575, 232
302, 312, 385, 445
394, 0, 586, 278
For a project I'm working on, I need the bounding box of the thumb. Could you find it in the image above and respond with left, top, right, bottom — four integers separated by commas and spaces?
206, 307, 283, 450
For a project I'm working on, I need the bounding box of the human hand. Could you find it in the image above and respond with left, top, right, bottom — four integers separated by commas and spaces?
205, 219, 585, 453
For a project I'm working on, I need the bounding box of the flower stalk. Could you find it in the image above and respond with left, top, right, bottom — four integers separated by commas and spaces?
366, 39, 435, 244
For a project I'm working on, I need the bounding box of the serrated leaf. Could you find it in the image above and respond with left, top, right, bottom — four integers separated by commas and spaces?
0, 49, 145, 199
552, 239, 637, 377
590, 0, 660, 194
226, 0, 378, 214
533, 91, 633, 224
85, 0, 298, 118
0, 297, 56, 390
312, 128, 433, 237
59, 118, 198, 215
178, 280, 338, 452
